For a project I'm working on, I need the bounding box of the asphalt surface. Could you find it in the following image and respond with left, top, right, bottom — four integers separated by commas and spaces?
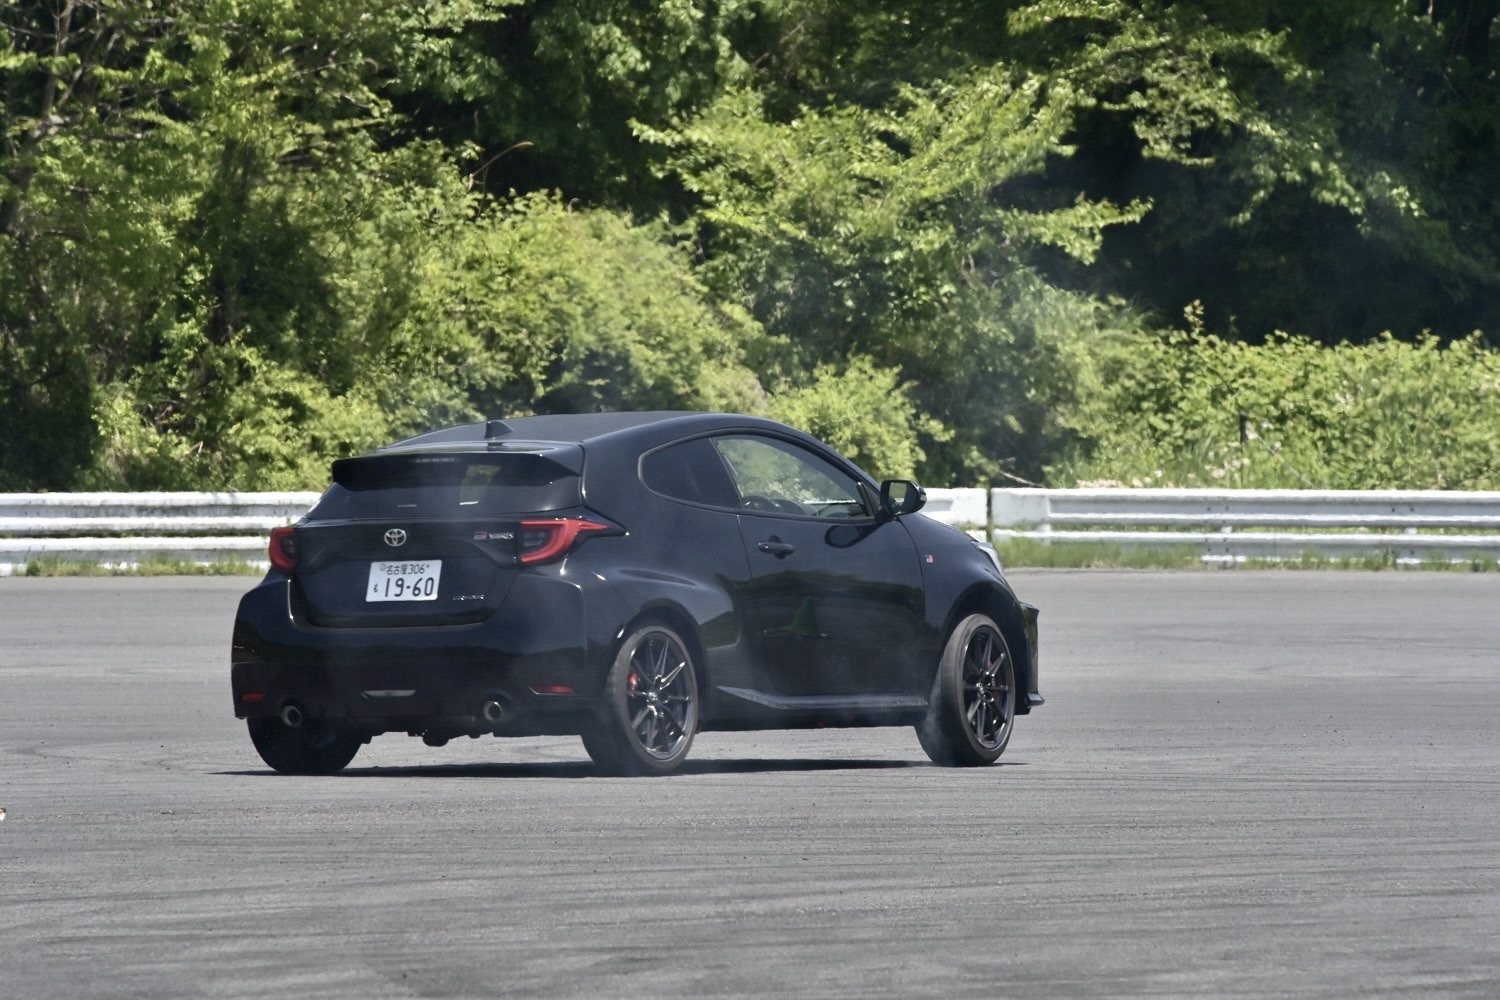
2, 571, 1498, 998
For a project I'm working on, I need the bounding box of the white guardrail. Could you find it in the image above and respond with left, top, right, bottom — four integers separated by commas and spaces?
988, 488, 1500, 564
0, 493, 321, 576
4, 488, 1500, 574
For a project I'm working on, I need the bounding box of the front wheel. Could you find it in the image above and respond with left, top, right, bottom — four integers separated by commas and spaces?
917, 614, 1016, 767
247, 717, 362, 775
582, 623, 699, 776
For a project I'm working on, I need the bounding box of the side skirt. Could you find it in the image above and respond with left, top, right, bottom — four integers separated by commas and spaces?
702, 686, 929, 731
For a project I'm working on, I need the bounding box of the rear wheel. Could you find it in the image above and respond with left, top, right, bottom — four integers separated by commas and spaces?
582, 624, 699, 776
917, 614, 1015, 767
247, 717, 362, 775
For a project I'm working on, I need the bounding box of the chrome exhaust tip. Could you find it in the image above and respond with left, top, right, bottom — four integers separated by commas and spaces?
481, 698, 508, 725
279, 703, 305, 729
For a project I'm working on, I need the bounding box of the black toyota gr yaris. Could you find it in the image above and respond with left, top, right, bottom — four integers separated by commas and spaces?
231, 412, 1041, 775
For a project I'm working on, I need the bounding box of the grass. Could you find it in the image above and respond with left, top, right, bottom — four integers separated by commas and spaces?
995, 537, 1500, 571
19, 556, 265, 577
1235, 550, 1500, 572
994, 537, 1205, 569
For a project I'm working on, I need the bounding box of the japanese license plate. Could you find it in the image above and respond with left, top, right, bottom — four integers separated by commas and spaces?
366, 560, 442, 602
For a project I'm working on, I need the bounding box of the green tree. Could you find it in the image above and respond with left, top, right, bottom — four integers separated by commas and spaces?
1006, 0, 1500, 342
1, 0, 469, 489
3, 1, 772, 490
8, 0, 1497, 493
419, 191, 767, 422
653, 65, 1148, 484
389, 0, 763, 208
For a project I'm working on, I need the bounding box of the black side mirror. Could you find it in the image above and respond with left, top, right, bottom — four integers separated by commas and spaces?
879, 479, 927, 518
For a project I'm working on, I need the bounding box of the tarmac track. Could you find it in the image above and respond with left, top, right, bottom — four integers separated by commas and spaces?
1, 571, 1498, 998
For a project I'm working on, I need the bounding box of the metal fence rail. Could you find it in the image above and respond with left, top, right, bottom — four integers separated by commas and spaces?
0, 489, 988, 575
990, 488, 1500, 563
5, 488, 1500, 573
0, 493, 320, 575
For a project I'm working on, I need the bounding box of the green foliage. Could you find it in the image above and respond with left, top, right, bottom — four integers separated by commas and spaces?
3, 1, 1499, 493
436, 193, 767, 419
2, 2, 768, 490
654, 70, 1147, 483
22, 555, 262, 577
741, 0, 1011, 110
765, 356, 943, 479
1, 0, 451, 489
389, 0, 761, 205
1056, 316, 1500, 490
84, 187, 772, 489
993, 536, 1500, 571
1005, 0, 1500, 341
994, 537, 1205, 570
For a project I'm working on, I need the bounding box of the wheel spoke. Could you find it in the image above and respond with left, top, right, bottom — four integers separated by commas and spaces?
659, 705, 686, 740
653, 636, 677, 678
964, 632, 989, 734
659, 659, 687, 687
969, 627, 1011, 745
635, 646, 655, 684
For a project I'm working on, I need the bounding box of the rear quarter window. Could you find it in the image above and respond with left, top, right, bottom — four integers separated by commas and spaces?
640, 437, 741, 508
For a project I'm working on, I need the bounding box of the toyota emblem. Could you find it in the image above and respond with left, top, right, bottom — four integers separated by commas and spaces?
383, 528, 408, 547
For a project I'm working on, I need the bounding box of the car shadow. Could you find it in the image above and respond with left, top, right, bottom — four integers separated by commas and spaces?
220, 757, 1026, 779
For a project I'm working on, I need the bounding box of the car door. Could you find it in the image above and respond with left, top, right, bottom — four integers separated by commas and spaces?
712, 434, 926, 697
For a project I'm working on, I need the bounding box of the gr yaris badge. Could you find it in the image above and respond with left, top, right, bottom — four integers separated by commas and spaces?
383, 528, 407, 548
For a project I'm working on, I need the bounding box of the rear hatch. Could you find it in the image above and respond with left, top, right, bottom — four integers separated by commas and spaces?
287, 446, 590, 627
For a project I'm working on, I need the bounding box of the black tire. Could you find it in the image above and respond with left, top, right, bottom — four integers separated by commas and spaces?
247, 717, 362, 775
581, 623, 699, 776
917, 613, 1016, 767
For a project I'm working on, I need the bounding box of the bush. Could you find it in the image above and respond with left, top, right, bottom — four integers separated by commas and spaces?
766, 356, 948, 479
1054, 318, 1500, 490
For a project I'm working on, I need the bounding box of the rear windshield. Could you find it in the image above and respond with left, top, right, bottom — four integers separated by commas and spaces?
308, 450, 583, 519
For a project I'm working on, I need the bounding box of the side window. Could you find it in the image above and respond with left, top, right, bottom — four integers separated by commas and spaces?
712, 435, 869, 519
640, 437, 740, 508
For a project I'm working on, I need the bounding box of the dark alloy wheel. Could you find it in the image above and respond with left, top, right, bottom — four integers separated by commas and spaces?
247, 717, 362, 775
917, 613, 1015, 767
582, 623, 699, 776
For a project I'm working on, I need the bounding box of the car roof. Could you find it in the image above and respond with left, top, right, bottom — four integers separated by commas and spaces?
375, 411, 793, 455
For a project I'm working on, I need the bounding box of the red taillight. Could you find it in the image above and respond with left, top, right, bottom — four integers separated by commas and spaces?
269, 525, 299, 572
517, 518, 609, 565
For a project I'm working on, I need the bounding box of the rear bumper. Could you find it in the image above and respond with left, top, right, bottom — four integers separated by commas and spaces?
230, 573, 615, 737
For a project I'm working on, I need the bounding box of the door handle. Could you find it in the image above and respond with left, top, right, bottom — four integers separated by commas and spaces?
757, 538, 796, 558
